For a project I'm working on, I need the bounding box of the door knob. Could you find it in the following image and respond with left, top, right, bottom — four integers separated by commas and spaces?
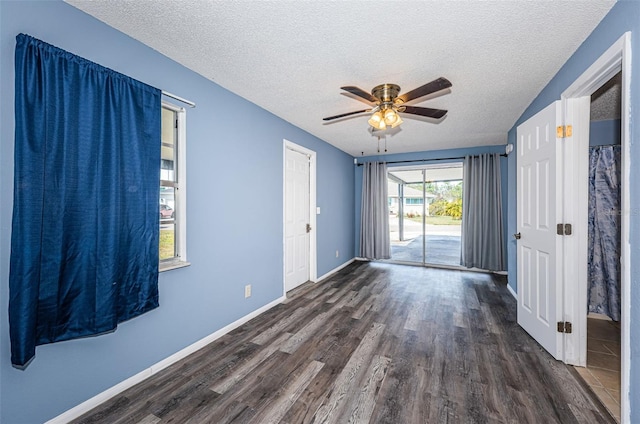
306, 223, 312, 233
513, 232, 521, 240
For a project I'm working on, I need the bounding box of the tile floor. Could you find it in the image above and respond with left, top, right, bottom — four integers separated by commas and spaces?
575, 317, 621, 422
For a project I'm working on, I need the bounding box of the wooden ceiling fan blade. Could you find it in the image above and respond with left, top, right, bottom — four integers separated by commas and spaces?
323, 109, 370, 121
400, 106, 447, 119
396, 77, 452, 104
340, 86, 378, 103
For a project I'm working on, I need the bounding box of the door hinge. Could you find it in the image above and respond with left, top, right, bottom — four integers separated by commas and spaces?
556, 125, 573, 138
557, 321, 573, 334
556, 223, 572, 235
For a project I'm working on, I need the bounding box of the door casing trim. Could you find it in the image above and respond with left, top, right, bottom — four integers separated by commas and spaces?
561, 31, 631, 423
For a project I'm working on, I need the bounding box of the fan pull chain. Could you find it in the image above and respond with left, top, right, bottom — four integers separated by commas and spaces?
376, 135, 388, 153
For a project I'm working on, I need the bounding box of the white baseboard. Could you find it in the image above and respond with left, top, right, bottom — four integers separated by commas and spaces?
315, 258, 355, 282
507, 283, 517, 299
46, 295, 286, 424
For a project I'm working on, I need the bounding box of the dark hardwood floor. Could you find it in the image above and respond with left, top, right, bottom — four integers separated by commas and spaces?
72, 261, 614, 424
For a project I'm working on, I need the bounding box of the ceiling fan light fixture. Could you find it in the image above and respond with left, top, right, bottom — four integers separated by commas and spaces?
390, 115, 403, 128
383, 108, 399, 125
368, 111, 386, 130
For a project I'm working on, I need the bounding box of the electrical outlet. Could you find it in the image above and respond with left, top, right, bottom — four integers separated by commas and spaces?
245, 284, 251, 298
336, 250, 339, 258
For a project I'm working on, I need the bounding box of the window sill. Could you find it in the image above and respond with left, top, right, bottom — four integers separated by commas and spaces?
159, 260, 191, 272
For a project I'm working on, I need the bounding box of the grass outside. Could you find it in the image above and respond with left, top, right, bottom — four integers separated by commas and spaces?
159, 228, 175, 260
406, 215, 461, 225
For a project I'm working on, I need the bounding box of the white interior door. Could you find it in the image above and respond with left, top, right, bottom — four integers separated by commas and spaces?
516, 100, 563, 360
285, 147, 310, 291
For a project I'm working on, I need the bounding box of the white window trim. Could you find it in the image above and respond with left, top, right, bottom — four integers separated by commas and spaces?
160, 101, 189, 272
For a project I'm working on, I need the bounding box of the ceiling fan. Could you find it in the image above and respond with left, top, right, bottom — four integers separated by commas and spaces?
322, 77, 452, 131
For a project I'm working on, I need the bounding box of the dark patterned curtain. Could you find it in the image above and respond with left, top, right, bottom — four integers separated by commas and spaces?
588, 145, 621, 321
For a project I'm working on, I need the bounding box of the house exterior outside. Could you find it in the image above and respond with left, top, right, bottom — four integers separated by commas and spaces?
387, 182, 435, 216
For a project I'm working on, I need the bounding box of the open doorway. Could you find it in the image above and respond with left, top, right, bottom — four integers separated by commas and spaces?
555, 32, 631, 423
387, 163, 463, 267
514, 32, 630, 423
573, 71, 622, 422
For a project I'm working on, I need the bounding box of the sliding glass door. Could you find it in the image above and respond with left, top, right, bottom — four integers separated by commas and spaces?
387, 164, 463, 267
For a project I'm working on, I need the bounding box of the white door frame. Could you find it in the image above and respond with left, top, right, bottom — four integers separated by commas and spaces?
283, 139, 317, 295
561, 32, 630, 423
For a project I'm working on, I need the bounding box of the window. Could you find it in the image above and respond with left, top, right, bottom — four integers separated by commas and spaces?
405, 198, 424, 205
160, 103, 188, 270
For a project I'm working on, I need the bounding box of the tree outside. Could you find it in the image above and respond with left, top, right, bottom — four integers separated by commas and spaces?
159, 228, 175, 260
407, 180, 463, 223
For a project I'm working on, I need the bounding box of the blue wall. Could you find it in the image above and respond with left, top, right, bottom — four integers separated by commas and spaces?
506, 1, 639, 420
354, 145, 508, 262
0, 1, 354, 422
590, 119, 621, 146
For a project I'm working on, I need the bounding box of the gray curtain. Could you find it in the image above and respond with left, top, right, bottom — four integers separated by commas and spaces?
461, 153, 505, 271
359, 162, 390, 259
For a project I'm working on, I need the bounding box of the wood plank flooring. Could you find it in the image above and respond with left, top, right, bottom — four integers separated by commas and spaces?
72, 261, 614, 424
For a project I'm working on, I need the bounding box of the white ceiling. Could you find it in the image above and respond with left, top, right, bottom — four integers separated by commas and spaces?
66, 0, 615, 157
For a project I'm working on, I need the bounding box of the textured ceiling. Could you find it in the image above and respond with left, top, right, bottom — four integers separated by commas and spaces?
66, 0, 615, 156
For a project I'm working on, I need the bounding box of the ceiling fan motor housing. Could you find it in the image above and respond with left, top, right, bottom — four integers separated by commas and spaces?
372, 84, 401, 104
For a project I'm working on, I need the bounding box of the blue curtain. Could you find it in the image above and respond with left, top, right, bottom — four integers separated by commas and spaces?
588, 145, 621, 321
9, 34, 161, 367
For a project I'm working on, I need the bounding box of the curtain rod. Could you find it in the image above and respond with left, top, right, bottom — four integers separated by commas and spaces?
162, 90, 196, 108
355, 153, 507, 166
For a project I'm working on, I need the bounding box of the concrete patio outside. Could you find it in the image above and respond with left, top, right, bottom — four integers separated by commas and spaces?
389, 214, 461, 266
